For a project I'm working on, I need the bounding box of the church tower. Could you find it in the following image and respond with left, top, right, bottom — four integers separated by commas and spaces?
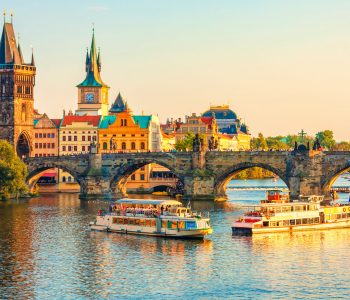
0, 17, 36, 157
76, 29, 109, 116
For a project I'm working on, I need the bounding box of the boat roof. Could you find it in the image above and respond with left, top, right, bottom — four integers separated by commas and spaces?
242, 201, 319, 208
115, 199, 183, 206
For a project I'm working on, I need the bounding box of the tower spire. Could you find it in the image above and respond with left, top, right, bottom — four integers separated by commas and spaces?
3, 10, 5, 24
31, 47, 35, 66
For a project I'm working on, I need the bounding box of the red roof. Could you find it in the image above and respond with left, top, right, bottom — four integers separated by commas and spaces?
51, 119, 62, 128
200, 117, 213, 125
61, 115, 101, 127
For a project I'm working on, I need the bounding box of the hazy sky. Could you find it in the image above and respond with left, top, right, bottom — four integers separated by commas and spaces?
3, 0, 350, 140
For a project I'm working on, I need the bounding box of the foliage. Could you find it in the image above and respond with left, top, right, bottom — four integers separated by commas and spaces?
231, 167, 276, 179
316, 130, 336, 150
0, 140, 28, 200
334, 141, 350, 151
251, 133, 268, 150
175, 132, 207, 151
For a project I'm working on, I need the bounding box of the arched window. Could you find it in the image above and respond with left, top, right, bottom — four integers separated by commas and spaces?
124, 119, 127, 126
141, 142, 145, 150
122, 142, 126, 150
103, 142, 107, 150
62, 176, 66, 182
131, 142, 135, 150
68, 176, 72, 182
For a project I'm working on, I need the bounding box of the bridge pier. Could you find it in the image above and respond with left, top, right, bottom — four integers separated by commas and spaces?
79, 175, 112, 200
182, 175, 216, 201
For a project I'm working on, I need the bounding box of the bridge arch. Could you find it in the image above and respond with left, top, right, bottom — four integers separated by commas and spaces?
214, 162, 289, 200
109, 159, 184, 197
322, 162, 350, 195
26, 163, 82, 193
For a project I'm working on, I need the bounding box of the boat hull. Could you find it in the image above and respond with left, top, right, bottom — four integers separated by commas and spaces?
232, 220, 350, 235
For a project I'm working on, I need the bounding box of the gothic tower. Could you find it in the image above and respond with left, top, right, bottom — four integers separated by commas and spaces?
76, 29, 109, 116
0, 18, 36, 157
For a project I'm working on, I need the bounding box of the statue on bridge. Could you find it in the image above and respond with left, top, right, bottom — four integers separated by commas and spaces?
193, 134, 202, 152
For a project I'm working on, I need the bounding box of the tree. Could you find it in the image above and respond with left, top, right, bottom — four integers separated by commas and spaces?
316, 130, 336, 150
175, 132, 196, 151
334, 141, 350, 151
252, 133, 268, 150
0, 140, 28, 200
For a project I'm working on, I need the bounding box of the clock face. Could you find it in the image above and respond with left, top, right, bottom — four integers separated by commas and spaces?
85, 93, 94, 103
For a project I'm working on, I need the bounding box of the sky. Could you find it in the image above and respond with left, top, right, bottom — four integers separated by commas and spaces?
3, 0, 350, 141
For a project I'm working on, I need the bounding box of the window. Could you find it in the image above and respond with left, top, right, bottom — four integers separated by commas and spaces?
74, 146, 77, 152
25, 86, 30, 94
43, 133, 47, 138
131, 142, 136, 150
140, 174, 145, 181
103, 142, 107, 150
35, 133, 38, 138
82, 136, 86, 141
51, 133, 55, 138
47, 143, 51, 149
131, 134, 135, 137
68, 146, 72, 151
62, 176, 66, 182
39, 143, 42, 149
68, 136, 72, 141
62, 146, 66, 151
39, 133, 42, 138
88, 136, 91, 141
35, 143, 38, 148
82, 146, 85, 151
51, 143, 54, 148
122, 142, 126, 150
131, 174, 136, 181
35, 154, 38, 157
140, 142, 145, 150
47, 133, 50, 138
74, 136, 77, 141
62, 136, 66, 141
68, 176, 72, 182
17, 86, 22, 94
43, 143, 46, 149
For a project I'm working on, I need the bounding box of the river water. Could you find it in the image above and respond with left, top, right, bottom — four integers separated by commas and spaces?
1, 178, 350, 299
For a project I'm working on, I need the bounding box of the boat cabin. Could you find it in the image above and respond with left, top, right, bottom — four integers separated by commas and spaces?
260, 189, 289, 204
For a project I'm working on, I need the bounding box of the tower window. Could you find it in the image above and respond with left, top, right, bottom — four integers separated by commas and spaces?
141, 142, 145, 150
103, 142, 107, 150
122, 142, 126, 150
17, 86, 22, 94
25, 86, 30, 94
131, 142, 136, 150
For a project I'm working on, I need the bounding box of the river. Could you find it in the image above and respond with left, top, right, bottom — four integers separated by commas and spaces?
1, 178, 350, 299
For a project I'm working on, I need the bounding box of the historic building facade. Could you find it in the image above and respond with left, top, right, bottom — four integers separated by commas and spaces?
33, 113, 59, 157
0, 20, 36, 157
75, 29, 109, 116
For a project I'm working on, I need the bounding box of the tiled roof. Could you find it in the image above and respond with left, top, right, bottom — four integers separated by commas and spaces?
109, 93, 126, 113
61, 115, 101, 127
51, 119, 62, 128
99, 116, 116, 129
132, 116, 151, 129
200, 117, 213, 125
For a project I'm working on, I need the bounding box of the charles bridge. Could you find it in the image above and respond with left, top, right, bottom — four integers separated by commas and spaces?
23, 148, 350, 201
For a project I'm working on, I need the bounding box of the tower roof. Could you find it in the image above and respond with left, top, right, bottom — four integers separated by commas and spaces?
0, 22, 23, 65
109, 92, 126, 113
77, 29, 108, 88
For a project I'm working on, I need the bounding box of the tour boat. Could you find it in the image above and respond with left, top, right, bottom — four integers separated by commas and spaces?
89, 199, 212, 239
232, 190, 350, 234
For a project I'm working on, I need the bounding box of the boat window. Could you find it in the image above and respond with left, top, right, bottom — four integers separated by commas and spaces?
129, 219, 135, 225
342, 213, 347, 219
282, 206, 291, 212
302, 218, 308, 224
347, 213, 350, 218
314, 217, 320, 223
145, 219, 151, 227
151, 220, 156, 227
135, 219, 140, 225
296, 219, 302, 225
162, 220, 167, 228
123, 218, 128, 225
185, 221, 197, 229
112, 218, 118, 224
294, 206, 302, 212
290, 219, 296, 225
140, 219, 145, 226
336, 214, 341, 220
263, 221, 269, 227
283, 220, 289, 226
178, 221, 185, 229
117, 218, 123, 224
270, 221, 276, 227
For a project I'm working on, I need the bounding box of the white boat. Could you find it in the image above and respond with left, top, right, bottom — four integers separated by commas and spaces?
90, 199, 212, 239
232, 191, 350, 234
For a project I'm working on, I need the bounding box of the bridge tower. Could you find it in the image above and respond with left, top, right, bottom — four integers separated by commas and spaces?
0, 17, 36, 157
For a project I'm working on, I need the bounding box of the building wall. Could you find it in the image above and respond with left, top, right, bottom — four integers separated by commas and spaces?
33, 116, 59, 157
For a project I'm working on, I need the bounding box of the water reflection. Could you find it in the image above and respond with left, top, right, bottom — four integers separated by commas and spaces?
2, 191, 350, 298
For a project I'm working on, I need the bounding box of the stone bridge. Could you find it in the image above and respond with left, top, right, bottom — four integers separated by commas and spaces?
24, 150, 350, 201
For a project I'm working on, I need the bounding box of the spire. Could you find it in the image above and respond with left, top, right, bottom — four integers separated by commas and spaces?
109, 92, 127, 114
77, 26, 108, 88
17, 43, 24, 64
85, 47, 89, 72
97, 47, 101, 72
0, 20, 22, 64
31, 48, 35, 66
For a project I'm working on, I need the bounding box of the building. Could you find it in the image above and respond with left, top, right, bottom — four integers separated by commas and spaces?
202, 105, 251, 150
161, 132, 176, 151
75, 29, 109, 116
0, 19, 36, 157
33, 113, 59, 157
59, 115, 101, 155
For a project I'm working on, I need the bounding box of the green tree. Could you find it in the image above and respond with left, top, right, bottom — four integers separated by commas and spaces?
175, 132, 196, 151
316, 130, 336, 150
0, 140, 28, 200
334, 141, 350, 151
